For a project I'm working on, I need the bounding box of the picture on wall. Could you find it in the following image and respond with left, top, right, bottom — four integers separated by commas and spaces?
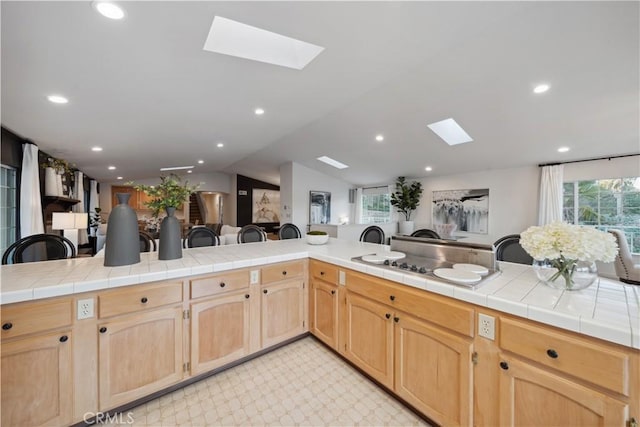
432, 188, 489, 234
309, 191, 331, 224
252, 189, 280, 223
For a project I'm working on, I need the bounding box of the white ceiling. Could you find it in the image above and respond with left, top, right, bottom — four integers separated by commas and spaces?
2, 1, 638, 187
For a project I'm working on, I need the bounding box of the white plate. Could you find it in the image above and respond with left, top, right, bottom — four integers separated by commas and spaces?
361, 254, 386, 264
376, 251, 406, 261
433, 268, 482, 284
453, 263, 489, 276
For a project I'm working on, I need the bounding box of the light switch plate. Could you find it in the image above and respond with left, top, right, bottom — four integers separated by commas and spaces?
250, 270, 260, 285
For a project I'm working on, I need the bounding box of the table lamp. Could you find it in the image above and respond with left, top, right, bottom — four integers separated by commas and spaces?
52, 212, 88, 253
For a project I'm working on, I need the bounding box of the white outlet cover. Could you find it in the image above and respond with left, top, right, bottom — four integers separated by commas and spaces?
478, 313, 495, 340
77, 298, 95, 320
250, 270, 260, 285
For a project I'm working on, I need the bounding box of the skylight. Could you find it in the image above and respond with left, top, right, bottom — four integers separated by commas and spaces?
427, 118, 473, 146
317, 156, 348, 169
160, 166, 194, 171
203, 16, 324, 70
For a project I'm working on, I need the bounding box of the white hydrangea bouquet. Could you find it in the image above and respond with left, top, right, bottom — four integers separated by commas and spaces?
520, 222, 618, 290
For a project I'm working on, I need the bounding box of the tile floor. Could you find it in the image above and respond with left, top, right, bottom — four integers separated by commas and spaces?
120, 337, 429, 426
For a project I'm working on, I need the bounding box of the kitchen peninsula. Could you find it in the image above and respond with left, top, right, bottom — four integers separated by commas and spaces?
1, 238, 638, 426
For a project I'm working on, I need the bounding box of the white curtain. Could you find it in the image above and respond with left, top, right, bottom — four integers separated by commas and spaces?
19, 143, 44, 236
538, 165, 564, 225
354, 188, 363, 224
73, 171, 88, 245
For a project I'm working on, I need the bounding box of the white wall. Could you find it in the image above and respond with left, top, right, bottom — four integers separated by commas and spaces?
563, 156, 639, 182
411, 166, 541, 245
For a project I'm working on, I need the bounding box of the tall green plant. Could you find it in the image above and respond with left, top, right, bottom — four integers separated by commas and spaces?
390, 176, 423, 221
130, 174, 198, 217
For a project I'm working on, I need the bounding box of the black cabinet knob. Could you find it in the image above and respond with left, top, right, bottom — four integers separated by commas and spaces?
394, 317, 399, 323
263, 289, 268, 294
282, 271, 287, 276
99, 327, 107, 334
546, 349, 559, 359
59, 335, 68, 343
245, 294, 250, 299
385, 313, 391, 319
141, 297, 148, 304
320, 271, 325, 276
499, 361, 509, 370
220, 282, 226, 288
2, 322, 13, 330
331, 290, 336, 295
389, 295, 396, 301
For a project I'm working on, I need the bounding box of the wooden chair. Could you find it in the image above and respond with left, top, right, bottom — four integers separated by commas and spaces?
410, 229, 441, 239
139, 231, 157, 252
238, 225, 267, 243
278, 223, 302, 240
360, 225, 385, 244
2, 233, 76, 264
608, 229, 640, 285
494, 234, 533, 265
183, 227, 220, 248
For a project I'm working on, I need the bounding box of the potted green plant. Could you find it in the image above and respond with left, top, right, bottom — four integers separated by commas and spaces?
131, 174, 198, 260
306, 230, 329, 245
390, 176, 423, 235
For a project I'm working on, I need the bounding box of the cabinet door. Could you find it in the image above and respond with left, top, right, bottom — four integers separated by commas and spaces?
191, 292, 251, 374
261, 279, 304, 348
394, 314, 473, 426
1, 331, 73, 427
310, 279, 339, 349
498, 355, 628, 426
111, 186, 138, 209
98, 306, 183, 411
344, 292, 394, 389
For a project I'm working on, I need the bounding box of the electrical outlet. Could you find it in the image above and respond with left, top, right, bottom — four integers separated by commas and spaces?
250, 270, 260, 285
339, 271, 346, 286
77, 298, 94, 320
478, 313, 495, 340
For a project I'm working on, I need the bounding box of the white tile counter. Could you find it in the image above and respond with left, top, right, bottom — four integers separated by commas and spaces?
1, 238, 638, 349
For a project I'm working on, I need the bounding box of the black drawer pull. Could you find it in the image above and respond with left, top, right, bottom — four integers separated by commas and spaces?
245, 294, 250, 299
99, 327, 107, 334
320, 271, 325, 276
263, 289, 268, 294
2, 322, 13, 330
331, 290, 336, 295
59, 335, 68, 343
389, 295, 396, 301
546, 349, 559, 359
394, 317, 399, 323
220, 282, 226, 288
500, 361, 509, 370
282, 271, 287, 276
385, 313, 391, 319
141, 297, 148, 304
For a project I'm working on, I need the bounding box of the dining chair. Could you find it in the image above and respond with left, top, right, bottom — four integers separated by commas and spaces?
494, 234, 533, 265
278, 223, 302, 240
608, 229, 640, 285
2, 233, 76, 264
183, 227, 220, 248
139, 230, 157, 252
410, 229, 441, 239
359, 225, 385, 244
238, 225, 267, 243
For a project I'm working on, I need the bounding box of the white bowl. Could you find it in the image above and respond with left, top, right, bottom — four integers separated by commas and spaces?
306, 234, 329, 245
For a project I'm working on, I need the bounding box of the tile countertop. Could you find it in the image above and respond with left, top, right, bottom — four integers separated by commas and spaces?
1, 238, 638, 349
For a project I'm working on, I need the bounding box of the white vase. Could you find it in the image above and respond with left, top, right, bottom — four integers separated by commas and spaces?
399, 221, 414, 235
44, 167, 58, 196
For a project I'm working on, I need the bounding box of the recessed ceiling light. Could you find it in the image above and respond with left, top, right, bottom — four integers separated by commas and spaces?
255, 108, 265, 115
317, 156, 348, 169
216, 143, 224, 148
187, 170, 193, 174
425, 166, 433, 172
160, 165, 194, 171
427, 118, 473, 146
108, 165, 116, 170
92, 1, 125, 20
197, 160, 204, 164
117, 176, 123, 180
47, 95, 68, 104
375, 135, 384, 142
558, 146, 570, 153
203, 16, 324, 70
91, 146, 103, 152
533, 83, 550, 94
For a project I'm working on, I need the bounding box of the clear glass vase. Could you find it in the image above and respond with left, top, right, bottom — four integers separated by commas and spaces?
533, 259, 598, 291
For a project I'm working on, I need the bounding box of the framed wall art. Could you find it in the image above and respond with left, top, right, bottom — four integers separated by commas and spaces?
309, 191, 331, 224
432, 188, 489, 234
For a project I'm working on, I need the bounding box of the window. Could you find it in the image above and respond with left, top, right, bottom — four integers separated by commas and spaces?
1, 165, 18, 255
563, 177, 640, 252
360, 187, 391, 224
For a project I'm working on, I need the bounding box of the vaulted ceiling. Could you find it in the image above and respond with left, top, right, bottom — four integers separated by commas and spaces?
2, 1, 638, 186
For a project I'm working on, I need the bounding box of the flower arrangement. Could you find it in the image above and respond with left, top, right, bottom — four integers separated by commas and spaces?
142, 215, 163, 231
130, 174, 198, 216
390, 176, 423, 221
520, 222, 618, 289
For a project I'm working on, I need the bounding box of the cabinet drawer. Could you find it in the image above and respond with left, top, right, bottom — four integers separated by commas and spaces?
190, 270, 249, 299
1, 298, 72, 340
310, 260, 339, 284
99, 282, 183, 318
261, 261, 305, 284
500, 317, 630, 395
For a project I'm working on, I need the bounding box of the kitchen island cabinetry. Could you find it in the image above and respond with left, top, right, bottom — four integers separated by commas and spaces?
309, 260, 340, 350
0, 298, 74, 427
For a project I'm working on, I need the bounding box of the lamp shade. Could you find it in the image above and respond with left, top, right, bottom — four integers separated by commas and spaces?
52, 212, 88, 230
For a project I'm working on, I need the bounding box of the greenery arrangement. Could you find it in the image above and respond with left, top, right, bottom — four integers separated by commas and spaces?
89, 207, 103, 230
390, 176, 424, 221
307, 230, 328, 235
130, 174, 198, 217
41, 156, 75, 175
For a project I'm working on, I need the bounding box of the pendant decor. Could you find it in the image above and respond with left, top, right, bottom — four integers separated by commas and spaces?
158, 207, 182, 260
104, 193, 140, 267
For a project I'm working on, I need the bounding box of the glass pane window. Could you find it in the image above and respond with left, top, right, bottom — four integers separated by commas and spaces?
361, 191, 391, 224
0, 165, 18, 255
563, 177, 640, 253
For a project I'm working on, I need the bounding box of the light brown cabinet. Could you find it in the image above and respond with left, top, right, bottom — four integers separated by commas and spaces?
309, 260, 340, 350
111, 185, 159, 211
261, 279, 305, 348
